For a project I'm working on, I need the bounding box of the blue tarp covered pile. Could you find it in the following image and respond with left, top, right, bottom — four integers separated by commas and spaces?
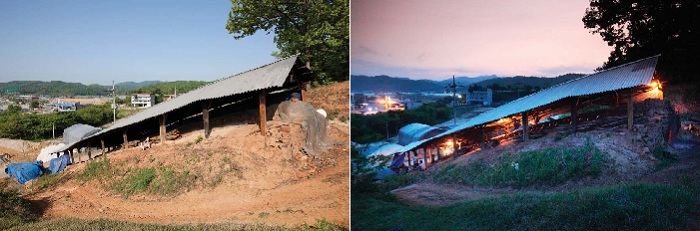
49, 154, 71, 175
390, 153, 406, 169
5, 161, 44, 184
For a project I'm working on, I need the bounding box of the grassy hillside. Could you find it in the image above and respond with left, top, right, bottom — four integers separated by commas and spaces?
132, 81, 209, 102
352, 183, 700, 231
115, 81, 162, 92
0, 81, 110, 96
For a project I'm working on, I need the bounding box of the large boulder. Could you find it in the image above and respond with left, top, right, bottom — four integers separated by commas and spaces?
274, 100, 328, 154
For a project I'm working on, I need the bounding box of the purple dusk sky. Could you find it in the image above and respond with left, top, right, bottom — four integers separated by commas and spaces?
351, 0, 612, 80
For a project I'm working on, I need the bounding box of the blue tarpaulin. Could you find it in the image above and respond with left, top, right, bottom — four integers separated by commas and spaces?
390, 153, 406, 169
5, 161, 44, 184
49, 154, 71, 175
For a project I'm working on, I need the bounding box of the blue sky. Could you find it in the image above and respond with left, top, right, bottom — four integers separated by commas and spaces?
0, 0, 279, 85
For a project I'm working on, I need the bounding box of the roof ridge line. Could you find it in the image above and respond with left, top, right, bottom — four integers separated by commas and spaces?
552, 54, 661, 88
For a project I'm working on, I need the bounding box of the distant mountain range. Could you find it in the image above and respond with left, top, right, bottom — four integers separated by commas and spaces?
470, 74, 585, 88
0, 80, 208, 96
436, 75, 499, 86
351, 75, 445, 93
351, 73, 586, 93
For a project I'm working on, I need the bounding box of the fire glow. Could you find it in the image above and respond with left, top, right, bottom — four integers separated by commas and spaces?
441, 139, 455, 156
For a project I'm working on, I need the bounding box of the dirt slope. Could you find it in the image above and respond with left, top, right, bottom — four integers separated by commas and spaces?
25, 82, 350, 228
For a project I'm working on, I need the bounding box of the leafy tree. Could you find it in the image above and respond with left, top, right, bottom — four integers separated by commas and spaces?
583, 0, 700, 83
226, 0, 349, 85
468, 84, 485, 93
29, 101, 40, 109
7, 104, 21, 113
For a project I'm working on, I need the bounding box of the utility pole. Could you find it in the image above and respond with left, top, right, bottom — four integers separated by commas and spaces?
112, 81, 117, 124
446, 75, 462, 126
386, 121, 389, 140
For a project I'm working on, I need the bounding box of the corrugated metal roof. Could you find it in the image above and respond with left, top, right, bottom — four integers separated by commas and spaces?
56, 55, 301, 153
368, 143, 404, 157
397, 55, 660, 153
398, 123, 446, 145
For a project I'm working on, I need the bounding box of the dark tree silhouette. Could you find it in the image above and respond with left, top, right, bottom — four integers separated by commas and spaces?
583, 0, 700, 83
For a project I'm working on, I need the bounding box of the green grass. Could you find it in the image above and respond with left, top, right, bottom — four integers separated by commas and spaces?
113, 167, 156, 197
0, 181, 38, 230
78, 158, 194, 198
352, 183, 700, 231
651, 144, 677, 169
5, 217, 347, 231
433, 142, 604, 187
76, 158, 115, 182
33, 173, 64, 191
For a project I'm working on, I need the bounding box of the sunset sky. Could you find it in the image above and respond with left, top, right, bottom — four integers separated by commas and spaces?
351, 0, 612, 80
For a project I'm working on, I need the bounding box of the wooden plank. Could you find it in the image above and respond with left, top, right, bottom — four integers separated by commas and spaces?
522, 111, 529, 141
70, 149, 74, 165
628, 89, 634, 130
160, 114, 167, 144
202, 102, 211, 138
78, 146, 82, 164
259, 90, 267, 135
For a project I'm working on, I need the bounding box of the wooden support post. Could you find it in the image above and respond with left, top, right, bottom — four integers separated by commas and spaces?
571, 98, 578, 134
522, 111, 529, 141
423, 148, 428, 166
69, 150, 74, 165
301, 82, 309, 101
451, 135, 457, 158
202, 102, 211, 138
101, 138, 106, 160
627, 89, 634, 131
78, 146, 82, 164
259, 90, 267, 135
87, 142, 92, 161
123, 129, 128, 148
480, 125, 486, 149
427, 148, 432, 164
159, 114, 167, 144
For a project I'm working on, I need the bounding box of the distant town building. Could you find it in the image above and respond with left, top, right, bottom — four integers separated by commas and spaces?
52, 102, 79, 112
55, 97, 109, 106
467, 89, 493, 105
131, 94, 156, 108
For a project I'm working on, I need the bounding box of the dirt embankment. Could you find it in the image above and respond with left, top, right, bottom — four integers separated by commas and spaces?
17, 82, 350, 228
306, 81, 349, 123
392, 98, 700, 206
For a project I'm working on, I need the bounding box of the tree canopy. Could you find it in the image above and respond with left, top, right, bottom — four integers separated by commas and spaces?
583, 0, 699, 83
226, 0, 349, 85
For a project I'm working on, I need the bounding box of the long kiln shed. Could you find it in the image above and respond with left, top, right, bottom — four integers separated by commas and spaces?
392, 55, 663, 170
54, 55, 313, 161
